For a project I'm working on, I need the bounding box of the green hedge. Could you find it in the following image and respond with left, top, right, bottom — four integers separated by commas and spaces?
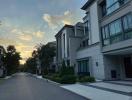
59, 67, 74, 77
59, 75, 76, 84
78, 76, 95, 83
43, 74, 76, 84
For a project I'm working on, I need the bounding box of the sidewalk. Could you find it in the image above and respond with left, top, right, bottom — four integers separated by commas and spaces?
61, 82, 132, 100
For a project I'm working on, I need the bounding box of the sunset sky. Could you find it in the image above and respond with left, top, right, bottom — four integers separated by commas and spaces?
0, 0, 87, 64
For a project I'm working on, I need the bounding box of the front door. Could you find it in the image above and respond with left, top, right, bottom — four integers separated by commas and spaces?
124, 57, 132, 78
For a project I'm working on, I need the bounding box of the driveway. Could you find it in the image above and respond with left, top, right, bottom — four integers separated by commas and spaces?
0, 73, 88, 100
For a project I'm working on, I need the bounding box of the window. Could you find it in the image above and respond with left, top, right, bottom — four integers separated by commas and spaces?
109, 19, 122, 36
102, 26, 110, 45
101, 13, 132, 46
79, 39, 89, 48
122, 13, 132, 31
104, 0, 130, 15
78, 59, 90, 75
100, 1, 107, 16
84, 13, 90, 36
106, 0, 119, 14
84, 21, 90, 36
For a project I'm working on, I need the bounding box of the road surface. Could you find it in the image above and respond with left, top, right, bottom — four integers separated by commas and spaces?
0, 73, 88, 100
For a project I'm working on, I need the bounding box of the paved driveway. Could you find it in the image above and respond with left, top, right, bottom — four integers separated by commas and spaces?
0, 73, 88, 100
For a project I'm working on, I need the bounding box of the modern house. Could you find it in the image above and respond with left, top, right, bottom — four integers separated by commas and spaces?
75, 0, 105, 80
55, 23, 84, 69
55, 0, 132, 80
98, 0, 132, 80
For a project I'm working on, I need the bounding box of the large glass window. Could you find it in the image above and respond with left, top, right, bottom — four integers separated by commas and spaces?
123, 13, 132, 30
78, 59, 89, 75
106, 0, 119, 14
109, 19, 122, 36
102, 26, 110, 45
101, 13, 132, 46
122, 13, 132, 39
84, 21, 90, 36
84, 13, 90, 36
105, 0, 129, 15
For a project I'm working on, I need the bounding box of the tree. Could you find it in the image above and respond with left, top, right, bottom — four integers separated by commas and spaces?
3, 45, 21, 75
0, 45, 6, 77
38, 43, 56, 74
25, 57, 37, 74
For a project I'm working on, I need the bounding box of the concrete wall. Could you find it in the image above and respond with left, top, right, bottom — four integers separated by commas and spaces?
56, 35, 62, 65
61, 29, 66, 59
76, 44, 105, 80
90, 1, 100, 44
103, 55, 126, 80
69, 37, 82, 66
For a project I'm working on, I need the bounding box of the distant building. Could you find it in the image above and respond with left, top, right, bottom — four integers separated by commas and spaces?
55, 24, 84, 69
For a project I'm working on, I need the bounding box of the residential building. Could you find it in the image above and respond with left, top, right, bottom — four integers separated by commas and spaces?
55, 24, 84, 69
76, 0, 105, 80
98, 0, 132, 80
55, 0, 132, 80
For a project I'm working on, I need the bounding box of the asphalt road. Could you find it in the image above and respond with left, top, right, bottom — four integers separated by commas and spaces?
0, 73, 88, 100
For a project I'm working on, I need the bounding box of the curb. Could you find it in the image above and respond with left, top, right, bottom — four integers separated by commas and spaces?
31, 74, 61, 86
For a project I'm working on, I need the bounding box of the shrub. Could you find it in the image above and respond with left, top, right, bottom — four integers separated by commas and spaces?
60, 75, 76, 84
43, 73, 61, 83
59, 67, 75, 77
78, 76, 95, 83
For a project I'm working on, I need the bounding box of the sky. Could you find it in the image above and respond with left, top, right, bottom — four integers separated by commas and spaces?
0, 0, 87, 64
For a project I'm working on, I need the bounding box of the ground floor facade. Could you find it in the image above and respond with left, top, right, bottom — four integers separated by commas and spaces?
56, 39, 132, 80
103, 54, 132, 80
75, 42, 132, 80
76, 43, 105, 80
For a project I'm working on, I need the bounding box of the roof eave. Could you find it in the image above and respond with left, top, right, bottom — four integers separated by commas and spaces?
81, 0, 95, 10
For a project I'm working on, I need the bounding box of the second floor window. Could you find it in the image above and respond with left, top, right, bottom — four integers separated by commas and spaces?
123, 13, 132, 31
84, 21, 90, 36
101, 12, 132, 46
84, 13, 90, 36
101, 0, 130, 16
106, 0, 120, 14
109, 19, 122, 36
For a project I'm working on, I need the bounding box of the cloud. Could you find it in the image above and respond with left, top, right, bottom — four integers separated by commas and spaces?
0, 37, 16, 45
43, 10, 75, 30
16, 43, 34, 64
33, 31, 44, 38
10, 28, 33, 41
19, 33, 32, 41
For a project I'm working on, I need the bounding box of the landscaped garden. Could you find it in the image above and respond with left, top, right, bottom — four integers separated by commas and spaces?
43, 62, 95, 84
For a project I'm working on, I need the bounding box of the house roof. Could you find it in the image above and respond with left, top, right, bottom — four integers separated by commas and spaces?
55, 24, 74, 38
81, 0, 95, 10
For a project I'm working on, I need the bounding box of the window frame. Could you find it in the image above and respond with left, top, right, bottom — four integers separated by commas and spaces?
101, 12, 132, 46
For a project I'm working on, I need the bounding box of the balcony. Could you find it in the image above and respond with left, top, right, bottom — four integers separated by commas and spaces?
101, 12, 132, 54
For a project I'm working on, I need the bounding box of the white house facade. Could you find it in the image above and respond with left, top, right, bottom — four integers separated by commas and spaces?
76, 0, 105, 80
55, 0, 132, 80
